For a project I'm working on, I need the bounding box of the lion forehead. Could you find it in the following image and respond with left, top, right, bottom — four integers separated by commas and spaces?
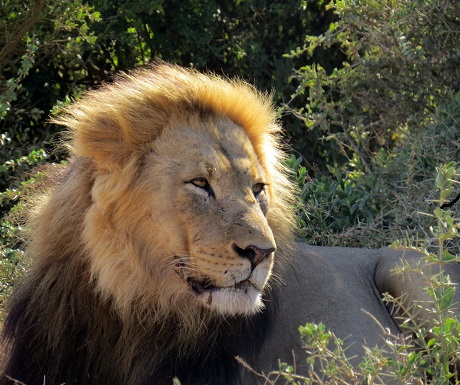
150, 116, 267, 185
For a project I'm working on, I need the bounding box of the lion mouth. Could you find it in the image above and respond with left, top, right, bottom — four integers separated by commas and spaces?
186, 276, 253, 295
174, 257, 254, 294
174, 256, 262, 313
174, 256, 265, 314
186, 277, 216, 294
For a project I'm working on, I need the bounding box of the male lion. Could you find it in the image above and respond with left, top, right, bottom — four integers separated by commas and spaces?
1, 63, 459, 385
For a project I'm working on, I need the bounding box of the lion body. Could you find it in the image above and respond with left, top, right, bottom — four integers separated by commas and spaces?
2, 64, 459, 385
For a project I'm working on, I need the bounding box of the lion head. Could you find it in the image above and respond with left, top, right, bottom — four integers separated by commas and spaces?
2, 63, 298, 385
46, 63, 296, 323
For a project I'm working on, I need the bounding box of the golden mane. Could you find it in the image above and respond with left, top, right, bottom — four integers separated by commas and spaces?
55, 61, 297, 280
1, 63, 297, 385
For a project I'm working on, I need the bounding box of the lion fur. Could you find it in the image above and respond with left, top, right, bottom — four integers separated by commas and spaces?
1, 63, 297, 385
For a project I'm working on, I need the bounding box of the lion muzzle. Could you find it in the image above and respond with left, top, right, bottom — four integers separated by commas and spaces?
174, 243, 276, 315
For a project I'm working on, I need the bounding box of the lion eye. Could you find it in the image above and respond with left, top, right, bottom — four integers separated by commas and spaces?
253, 183, 265, 195
189, 177, 215, 198
190, 177, 209, 189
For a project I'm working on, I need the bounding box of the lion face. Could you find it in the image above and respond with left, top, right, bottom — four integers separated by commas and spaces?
60, 64, 295, 322
132, 116, 276, 315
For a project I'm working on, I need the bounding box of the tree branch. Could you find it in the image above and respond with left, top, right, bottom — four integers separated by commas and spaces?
0, 0, 47, 67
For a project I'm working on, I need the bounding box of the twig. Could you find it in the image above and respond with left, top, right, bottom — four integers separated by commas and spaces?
0, 0, 47, 66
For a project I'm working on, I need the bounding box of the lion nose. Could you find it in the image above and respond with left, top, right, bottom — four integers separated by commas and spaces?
233, 244, 275, 270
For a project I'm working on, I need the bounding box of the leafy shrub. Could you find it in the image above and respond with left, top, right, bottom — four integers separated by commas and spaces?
286, 0, 460, 247
286, 0, 459, 165
288, 155, 381, 246
291, 93, 460, 248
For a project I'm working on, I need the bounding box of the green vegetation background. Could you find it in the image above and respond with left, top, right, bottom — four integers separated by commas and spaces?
0, 0, 459, 382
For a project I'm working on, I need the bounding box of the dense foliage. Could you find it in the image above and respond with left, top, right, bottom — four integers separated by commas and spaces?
288, 0, 460, 248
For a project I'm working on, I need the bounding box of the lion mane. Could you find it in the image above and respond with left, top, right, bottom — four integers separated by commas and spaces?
1, 64, 297, 385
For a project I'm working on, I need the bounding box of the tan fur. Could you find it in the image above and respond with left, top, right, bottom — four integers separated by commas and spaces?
41, 63, 295, 333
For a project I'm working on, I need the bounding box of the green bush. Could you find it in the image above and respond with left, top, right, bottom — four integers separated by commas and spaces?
286, 0, 460, 247
291, 93, 460, 248
286, 0, 459, 163
288, 155, 381, 246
